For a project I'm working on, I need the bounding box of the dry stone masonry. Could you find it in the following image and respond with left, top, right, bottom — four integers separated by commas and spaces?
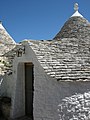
1, 2, 90, 120
53, 17, 90, 40
58, 91, 90, 120
28, 38, 90, 81
0, 22, 15, 55
0, 22, 16, 75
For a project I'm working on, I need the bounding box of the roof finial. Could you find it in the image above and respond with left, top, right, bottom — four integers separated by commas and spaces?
74, 3, 79, 12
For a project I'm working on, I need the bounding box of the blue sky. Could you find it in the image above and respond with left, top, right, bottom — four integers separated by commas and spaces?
0, 0, 90, 42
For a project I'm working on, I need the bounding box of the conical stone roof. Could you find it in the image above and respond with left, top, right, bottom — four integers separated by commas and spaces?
53, 3, 90, 40
0, 22, 16, 55
0, 21, 16, 75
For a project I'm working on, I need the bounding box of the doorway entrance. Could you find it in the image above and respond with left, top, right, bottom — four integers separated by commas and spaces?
25, 63, 34, 119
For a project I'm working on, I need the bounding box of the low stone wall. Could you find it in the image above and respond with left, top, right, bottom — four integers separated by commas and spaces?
0, 97, 11, 119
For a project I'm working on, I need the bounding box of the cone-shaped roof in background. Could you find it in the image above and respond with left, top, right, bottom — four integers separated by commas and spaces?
0, 21, 16, 55
53, 3, 90, 40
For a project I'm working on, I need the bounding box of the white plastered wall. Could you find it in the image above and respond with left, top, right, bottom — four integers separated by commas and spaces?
8, 42, 90, 120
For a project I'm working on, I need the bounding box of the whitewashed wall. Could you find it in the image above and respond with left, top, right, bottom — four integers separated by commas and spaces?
4, 42, 90, 120
0, 75, 7, 96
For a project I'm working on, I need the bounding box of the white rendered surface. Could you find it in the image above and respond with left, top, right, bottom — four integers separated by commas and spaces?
71, 11, 83, 18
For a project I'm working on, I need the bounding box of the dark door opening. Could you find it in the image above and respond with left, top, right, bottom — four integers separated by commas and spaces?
25, 63, 34, 119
